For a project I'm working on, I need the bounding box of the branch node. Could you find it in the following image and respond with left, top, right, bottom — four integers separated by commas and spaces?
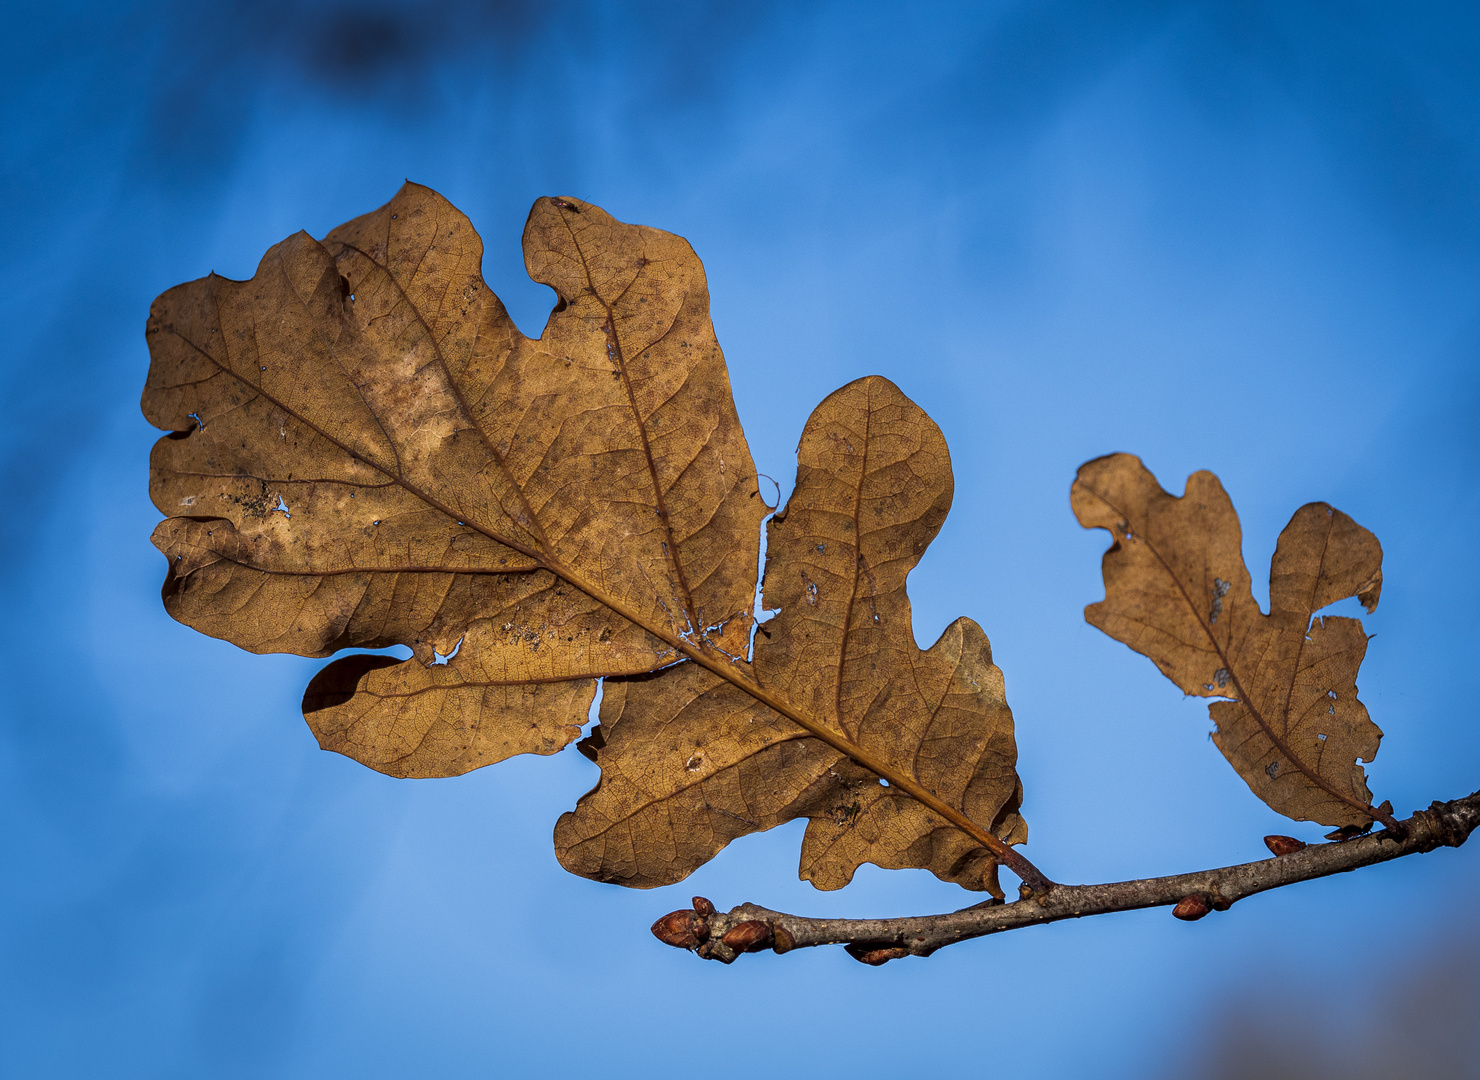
772, 925, 796, 954
1419, 796, 1478, 849
1019, 881, 1054, 904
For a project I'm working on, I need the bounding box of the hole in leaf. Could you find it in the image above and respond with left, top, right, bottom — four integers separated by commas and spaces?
303, 654, 403, 713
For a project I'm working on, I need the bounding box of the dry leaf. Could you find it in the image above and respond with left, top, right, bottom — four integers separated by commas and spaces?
144, 185, 1036, 891
144, 184, 763, 776
1071, 453, 1386, 828
554, 378, 1025, 893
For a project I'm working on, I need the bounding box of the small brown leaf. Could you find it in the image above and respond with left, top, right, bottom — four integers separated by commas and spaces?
1072, 454, 1386, 829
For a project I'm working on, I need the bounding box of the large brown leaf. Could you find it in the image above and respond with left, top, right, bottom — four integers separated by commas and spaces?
144, 184, 764, 776
144, 186, 1040, 892
1071, 453, 1387, 828
555, 377, 1025, 893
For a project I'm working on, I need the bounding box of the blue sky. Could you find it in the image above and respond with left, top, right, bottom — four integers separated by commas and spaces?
4, 2, 1480, 1077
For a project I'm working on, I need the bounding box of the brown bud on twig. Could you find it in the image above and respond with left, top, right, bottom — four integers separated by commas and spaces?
1172, 894, 1211, 921
771, 926, 796, 954
722, 920, 774, 953
696, 940, 736, 964
1373, 800, 1408, 839
1264, 834, 1307, 856
845, 943, 910, 966
651, 909, 709, 949
691, 896, 715, 917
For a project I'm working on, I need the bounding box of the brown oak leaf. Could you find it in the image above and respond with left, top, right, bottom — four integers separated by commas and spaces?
1071, 453, 1387, 829
555, 377, 1025, 893
144, 185, 1039, 891
144, 184, 764, 777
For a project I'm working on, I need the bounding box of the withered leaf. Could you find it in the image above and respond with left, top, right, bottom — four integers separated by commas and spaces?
144, 185, 1039, 892
144, 184, 764, 776
1071, 453, 1387, 828
554, 377, 1026, 894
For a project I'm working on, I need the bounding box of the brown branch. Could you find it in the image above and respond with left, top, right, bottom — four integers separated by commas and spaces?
653, 790, 1480, 965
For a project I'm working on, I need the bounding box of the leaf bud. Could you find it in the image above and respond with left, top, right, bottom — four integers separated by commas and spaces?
721, 920, 773, 953
1264, 834, 1307, 856
651, 909, 709, 949
696, 940, 736, 964
691, 895, 715, 917
771, 926, 796, 954
845, 943, 910, 966
1172, 894, 1211, 921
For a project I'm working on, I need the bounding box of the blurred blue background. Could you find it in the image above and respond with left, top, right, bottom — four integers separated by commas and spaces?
4, 2, 1479, 1076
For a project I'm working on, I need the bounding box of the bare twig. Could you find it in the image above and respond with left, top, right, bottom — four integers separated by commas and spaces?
654, 791, 1480, 965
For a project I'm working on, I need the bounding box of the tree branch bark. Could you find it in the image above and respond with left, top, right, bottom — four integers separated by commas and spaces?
654, 791, 1480, 965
